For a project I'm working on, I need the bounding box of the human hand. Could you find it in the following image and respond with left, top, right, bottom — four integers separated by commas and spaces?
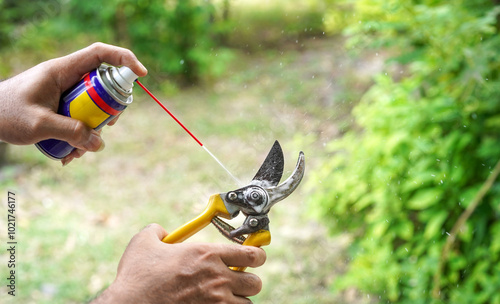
0, 42, 147, 165
92, 224, 266, 304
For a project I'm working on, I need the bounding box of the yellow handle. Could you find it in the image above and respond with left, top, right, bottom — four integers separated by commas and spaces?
161, 194, 271, 273
230, 229, 271, 272
162, 194, 231, 244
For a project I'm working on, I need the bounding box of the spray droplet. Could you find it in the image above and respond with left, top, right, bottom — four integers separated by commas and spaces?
203, 146, 243, 186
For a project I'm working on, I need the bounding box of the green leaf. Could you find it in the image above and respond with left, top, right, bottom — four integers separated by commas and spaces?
423, 210, 448, 240
396, 219, 414, 240
372, 219, 390, 238
406, 188, 442, 210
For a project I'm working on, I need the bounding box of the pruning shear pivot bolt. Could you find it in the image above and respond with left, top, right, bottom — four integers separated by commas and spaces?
161, 141, 305, 271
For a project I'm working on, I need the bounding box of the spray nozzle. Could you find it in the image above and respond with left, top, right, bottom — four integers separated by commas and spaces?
111, 66, 138, 91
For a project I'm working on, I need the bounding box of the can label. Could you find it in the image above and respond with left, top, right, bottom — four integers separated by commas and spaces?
35, 65, 133, 159
61, 70, 125, 129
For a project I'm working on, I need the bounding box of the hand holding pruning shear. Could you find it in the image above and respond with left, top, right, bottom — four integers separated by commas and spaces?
95, 141, 304, 303
162, 141, 305, 271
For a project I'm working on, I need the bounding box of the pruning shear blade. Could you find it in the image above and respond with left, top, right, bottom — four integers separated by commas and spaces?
212, 140, 305, 243
161, 140, 305, 268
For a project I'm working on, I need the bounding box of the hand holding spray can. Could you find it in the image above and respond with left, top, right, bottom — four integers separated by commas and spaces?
35, 64, 138, 159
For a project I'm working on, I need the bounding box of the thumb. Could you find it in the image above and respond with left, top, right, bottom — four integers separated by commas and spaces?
38, 112, 103, 151
141, 223, 169, 242
54, 43, 148, 91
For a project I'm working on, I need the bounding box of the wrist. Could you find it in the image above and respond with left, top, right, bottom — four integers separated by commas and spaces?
90, 281, 136, 304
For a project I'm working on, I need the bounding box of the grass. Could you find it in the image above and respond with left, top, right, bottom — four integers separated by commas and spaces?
0, 36, 377, 304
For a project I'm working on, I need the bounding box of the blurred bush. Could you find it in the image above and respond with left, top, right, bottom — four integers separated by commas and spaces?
0, 0, 329, 85
65, 0, 230, 85
312, 0, 500, 303
225, 0, 325, 51
0, 0, 52, 47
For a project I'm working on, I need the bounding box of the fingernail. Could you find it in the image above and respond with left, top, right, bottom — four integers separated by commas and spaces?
61, 156, 73, 167
138, 61, 148, 75
74, 149, 86, 158
96, 139, 105, 152
85, 132, 103, 151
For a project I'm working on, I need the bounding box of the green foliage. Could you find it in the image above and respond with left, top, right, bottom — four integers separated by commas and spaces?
227, 0, 325, 50
313, 0, 500, 302
323, 0, 354, 35
1, 0, 329, 83
65, 0, 230, 85
0, 0, 57, 47
0, 0, 64, 74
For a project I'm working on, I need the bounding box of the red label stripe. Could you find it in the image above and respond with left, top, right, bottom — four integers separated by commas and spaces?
84, 75, 120, 116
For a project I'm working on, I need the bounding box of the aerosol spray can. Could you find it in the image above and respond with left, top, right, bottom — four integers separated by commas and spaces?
35, 64, 138, 159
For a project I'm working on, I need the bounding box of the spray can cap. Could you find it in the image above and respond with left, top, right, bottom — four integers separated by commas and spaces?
111, 66, 138, 91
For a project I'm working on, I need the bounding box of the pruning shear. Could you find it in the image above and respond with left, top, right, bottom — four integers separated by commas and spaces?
161, 140, 305, 271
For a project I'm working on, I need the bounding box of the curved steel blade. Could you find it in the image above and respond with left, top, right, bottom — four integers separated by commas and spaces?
251, 140, 284, 188
266, 151, 305, 210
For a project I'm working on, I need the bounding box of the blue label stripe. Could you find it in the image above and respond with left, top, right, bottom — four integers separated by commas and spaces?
90, 70, 127, 112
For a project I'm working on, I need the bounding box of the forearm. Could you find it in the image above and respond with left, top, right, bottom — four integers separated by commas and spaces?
0, 78, 19, 144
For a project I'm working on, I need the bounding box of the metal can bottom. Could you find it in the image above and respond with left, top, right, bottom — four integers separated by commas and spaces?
35, 139, 75, 160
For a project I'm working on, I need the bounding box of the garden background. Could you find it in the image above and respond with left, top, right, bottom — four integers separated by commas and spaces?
1, 0, 499, 303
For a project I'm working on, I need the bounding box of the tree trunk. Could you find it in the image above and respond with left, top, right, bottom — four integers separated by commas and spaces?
114, 4, 131, 48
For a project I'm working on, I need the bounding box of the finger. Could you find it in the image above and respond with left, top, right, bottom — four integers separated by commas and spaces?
141, 223, 169, 241
60, 129, 105, 165
61, 155, 74, 166
61, 148, 86, 166
53, 42, 148, 91
232, 296, 253, 304
229, 271, 263, 298
217, 244, 267, 269
35, 112, 104, 151
63, 146, 89, 160
107, 113, 121, 126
